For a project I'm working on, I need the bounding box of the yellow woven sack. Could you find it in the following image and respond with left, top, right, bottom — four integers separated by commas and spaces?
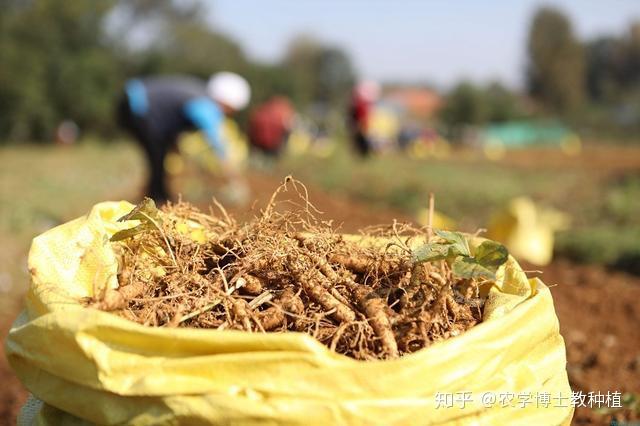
168, 119, 249, 176
6, 202, 573, 425
487, 197, 571, 266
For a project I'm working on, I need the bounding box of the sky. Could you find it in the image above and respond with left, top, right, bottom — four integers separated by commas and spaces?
207, 0, 640, 90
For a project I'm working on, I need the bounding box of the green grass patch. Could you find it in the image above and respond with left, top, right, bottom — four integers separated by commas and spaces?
0, 141, 143, 239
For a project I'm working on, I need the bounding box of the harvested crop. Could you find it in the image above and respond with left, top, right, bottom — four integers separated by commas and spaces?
88, 177, 509, 360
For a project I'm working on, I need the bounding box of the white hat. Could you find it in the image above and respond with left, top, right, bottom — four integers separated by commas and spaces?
207, 72, 251, 111
355, 80, 381, 102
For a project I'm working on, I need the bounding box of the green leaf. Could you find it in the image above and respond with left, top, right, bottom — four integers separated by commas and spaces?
412, 243, 452, 263
452, 256, 496, 280
110, 198, 161, 242
434, 229, 470, 257
474, 240, 509, 273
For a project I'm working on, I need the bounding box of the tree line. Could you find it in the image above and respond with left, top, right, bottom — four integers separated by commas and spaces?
0, 0, 355, 142
441, 7, 640, 137
0, 2, 638, 142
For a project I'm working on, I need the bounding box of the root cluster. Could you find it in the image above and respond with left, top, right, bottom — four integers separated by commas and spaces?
90, 178, 485, 360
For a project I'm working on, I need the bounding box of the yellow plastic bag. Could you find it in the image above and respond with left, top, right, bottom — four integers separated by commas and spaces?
168, 119, 249, 176
6, 202, 573, 425
415, 209, 456, 230
487, 197, 571, 266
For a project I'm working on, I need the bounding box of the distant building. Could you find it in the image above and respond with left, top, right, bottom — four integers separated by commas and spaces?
383, 87, 443, 120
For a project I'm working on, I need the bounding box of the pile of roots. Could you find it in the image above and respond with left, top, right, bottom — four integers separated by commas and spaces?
90, 178, 487, 360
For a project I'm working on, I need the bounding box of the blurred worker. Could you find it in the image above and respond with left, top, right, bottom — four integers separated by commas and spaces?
248, 96, 295, 157
348, 80, 380, 156
117, 72, 250, 203
55, 120, 79, 146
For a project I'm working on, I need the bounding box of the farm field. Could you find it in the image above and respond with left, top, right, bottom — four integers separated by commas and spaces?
1, 141, 639, 424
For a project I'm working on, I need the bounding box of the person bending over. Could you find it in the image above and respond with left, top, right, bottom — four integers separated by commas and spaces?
117, 72, 250, 203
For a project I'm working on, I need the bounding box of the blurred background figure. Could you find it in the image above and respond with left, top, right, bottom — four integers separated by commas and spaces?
348, 80, 380, 156
248, 96, 295, 159
117, 72, 250, 203
54, 120, 79, 146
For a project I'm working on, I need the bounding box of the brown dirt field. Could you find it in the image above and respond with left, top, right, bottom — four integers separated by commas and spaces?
497, 144, 640, 175
0, 318, 28, 426
537, 261, 640, 424
1, 171, 638, 425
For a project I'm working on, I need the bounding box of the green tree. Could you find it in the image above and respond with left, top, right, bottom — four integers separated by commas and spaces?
244, 63, 295, 105
283, 35, 356, 108
621, 22, 640, 90
0, 0, 359, 142
440, 81, 525, 127
440, 82, 488, 126
484, 82, 524, 122
526, 7, 585, 113
109, 0, 248, 79
0, 0, 255, 142
160, 23, 248, 78
584, 22, 640, 103
283, 35, 324, 107
585, 37, 625, 102
315, 47, 356, 105
0, 0, 120, 141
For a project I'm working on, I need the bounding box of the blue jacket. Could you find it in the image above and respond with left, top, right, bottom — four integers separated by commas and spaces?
125, 76, 227, 159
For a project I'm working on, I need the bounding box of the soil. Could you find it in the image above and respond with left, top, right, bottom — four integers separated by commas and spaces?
534, 260, 640, 424
1, 171, 638, 425
498, 144, 640, 175
0, 319, 28, 426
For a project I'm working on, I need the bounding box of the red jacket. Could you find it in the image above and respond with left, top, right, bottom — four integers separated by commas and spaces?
350, 94, 371, 131
249, 97, 294, 150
